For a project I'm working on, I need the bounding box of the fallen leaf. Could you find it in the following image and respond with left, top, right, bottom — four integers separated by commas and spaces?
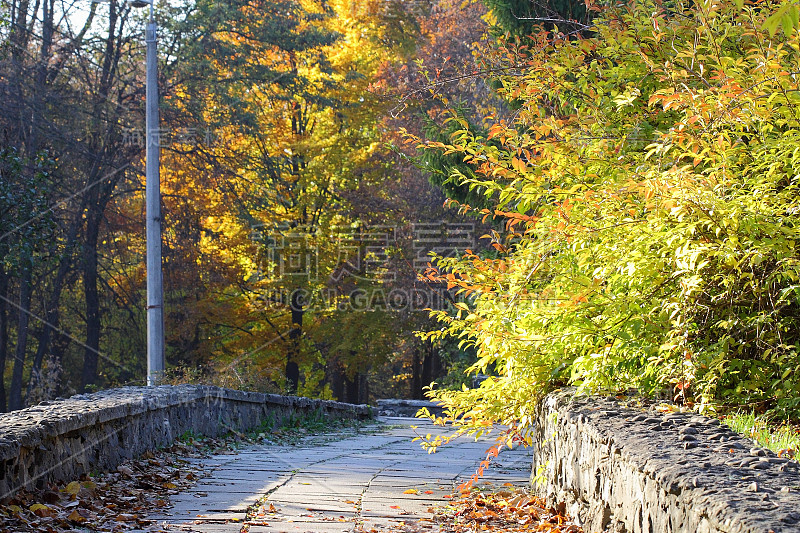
64, 481, 81, 496
403, 489, 419, 494
67, 509, 87, 523
42, 490, 60, 504
30, 503, 55, 517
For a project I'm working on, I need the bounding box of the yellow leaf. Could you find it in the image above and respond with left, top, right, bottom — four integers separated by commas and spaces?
68, 509, 87, 523
30, 503, 55, 517
64, 481, 81, 496
403, 489, 419, 494
163, 482, 178, 489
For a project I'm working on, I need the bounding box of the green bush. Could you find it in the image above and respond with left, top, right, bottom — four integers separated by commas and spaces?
411, 0, 800, 441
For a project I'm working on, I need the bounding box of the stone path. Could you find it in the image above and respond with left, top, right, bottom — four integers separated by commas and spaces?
149, 417, 532, 533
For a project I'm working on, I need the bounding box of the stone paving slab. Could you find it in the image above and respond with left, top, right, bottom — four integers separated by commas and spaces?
152, 417, 533, 532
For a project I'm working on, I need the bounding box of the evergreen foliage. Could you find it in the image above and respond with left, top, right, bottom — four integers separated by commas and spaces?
415, 107, 496, 210
481, 0, 591, 37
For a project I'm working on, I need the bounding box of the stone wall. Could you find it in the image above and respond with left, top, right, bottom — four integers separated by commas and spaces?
0, 385, 372, 498
533, 389, 800, 533
376, 399, 444, 417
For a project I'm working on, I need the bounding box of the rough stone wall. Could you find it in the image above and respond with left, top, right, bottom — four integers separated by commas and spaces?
376, 399, 444, 417
0, 385, 372, 498
533, 389, 800, 533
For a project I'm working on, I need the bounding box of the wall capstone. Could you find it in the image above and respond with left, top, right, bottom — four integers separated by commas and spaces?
533, 389, 800, 533
0, 385, 372, 498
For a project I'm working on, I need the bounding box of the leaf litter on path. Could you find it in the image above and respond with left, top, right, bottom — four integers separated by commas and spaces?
356, 484, 583, 533
0, 421, 579, 533
0, 418, 375, 532
0, 434, 242, 533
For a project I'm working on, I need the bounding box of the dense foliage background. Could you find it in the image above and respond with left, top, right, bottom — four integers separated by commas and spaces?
0, 0, 493, 409
3, 0, 800, 432
415, 0, 800, 441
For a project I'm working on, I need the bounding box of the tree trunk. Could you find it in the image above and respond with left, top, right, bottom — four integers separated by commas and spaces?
328, 357, 344, 401
358, 372, 368, 404
0, 266, 8, 412
286, 288, 303, 394
26, 210, 82, 400
344, 372, 358, 404
81, 211, 102, 391
421, 342, 441, 394
26, 254, 71, 400
411, 348, 422, 399
9, 257, 33, 411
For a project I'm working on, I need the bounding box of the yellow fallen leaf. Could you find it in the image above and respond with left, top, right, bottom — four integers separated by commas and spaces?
30, 503, 55, 517
64, 481, 81, 496
403, 489, 418, 495
162, 482, 178, 489
68, 509, 87, 523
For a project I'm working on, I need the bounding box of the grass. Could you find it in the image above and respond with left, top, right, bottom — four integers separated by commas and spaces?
242, 408, 377, 446
722, 411, 800, 459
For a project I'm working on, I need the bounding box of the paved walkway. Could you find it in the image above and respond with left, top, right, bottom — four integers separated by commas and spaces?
150, 417, 533, 533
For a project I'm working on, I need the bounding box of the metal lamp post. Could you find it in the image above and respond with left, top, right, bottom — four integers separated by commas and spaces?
131, 0, 165, 386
